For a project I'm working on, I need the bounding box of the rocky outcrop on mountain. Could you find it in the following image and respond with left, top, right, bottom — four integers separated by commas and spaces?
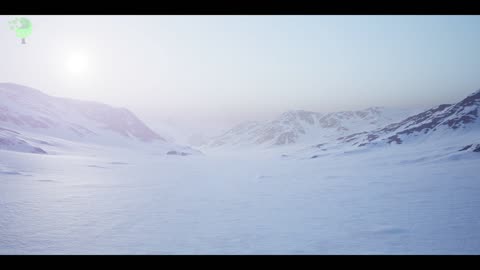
337, 90, 480, 147
206, 107, 416, 148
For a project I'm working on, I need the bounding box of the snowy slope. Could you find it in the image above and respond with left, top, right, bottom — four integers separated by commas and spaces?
0, 83, 200, 155
205, 107, 419, 149
0, 127, 47, 154
295, 89, 480, 160
0, 83, 165, 144
339, 89, 480, 146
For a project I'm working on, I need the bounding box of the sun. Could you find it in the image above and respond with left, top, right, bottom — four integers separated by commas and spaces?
67, 52, 89, 74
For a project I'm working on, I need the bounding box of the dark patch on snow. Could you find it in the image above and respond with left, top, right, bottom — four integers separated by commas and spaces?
337, 132, 368, 143
87, 165, 108, 169
473, 145, 480, 153
0, 171, 21, 175
0, 127, 20, 134
459, 145, 472, 151
32, 147, 47, 154
387, 135, 402, 144
0, 137, 47, 154
166, 151, 190, 156
444, 109, 477, 129
345, 134, 363, 142
110, 162, 128, 165
458, 89, 480, 107
372, 103, 452, 136
367, 134, 379, 141
35, 140, 54, 146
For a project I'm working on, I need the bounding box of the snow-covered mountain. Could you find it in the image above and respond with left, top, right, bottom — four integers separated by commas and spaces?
294, 89, 480, 159
335, 89, 480, 148
205, 107, 419, 149
0, 83, 198, 155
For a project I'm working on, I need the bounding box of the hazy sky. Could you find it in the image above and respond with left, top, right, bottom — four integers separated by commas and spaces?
1, 15, 480, 136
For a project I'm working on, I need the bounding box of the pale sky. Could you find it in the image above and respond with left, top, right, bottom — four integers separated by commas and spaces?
1, 15, 480, 137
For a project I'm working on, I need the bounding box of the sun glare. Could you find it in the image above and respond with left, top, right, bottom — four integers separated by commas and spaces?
67, 52, 89, 75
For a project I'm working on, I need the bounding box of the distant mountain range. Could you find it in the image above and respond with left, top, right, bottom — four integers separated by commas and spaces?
295, 89, 480, 159
0, 83, 198, 155
204, 107, 421, 149
201, 88, 480, 162
2, 83, 478, 158
336, 89, 480, 147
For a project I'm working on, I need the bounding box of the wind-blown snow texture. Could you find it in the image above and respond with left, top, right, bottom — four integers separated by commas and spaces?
1, 143, 479, 254
0, 84, 480, 254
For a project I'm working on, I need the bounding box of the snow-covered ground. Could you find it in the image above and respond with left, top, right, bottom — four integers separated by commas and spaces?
1, 143, 479, 254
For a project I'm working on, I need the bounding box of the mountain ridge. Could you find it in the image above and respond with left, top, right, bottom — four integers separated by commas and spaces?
0, 83, 198, 155
337, 89, 480, 148
205, 106, 420, 149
